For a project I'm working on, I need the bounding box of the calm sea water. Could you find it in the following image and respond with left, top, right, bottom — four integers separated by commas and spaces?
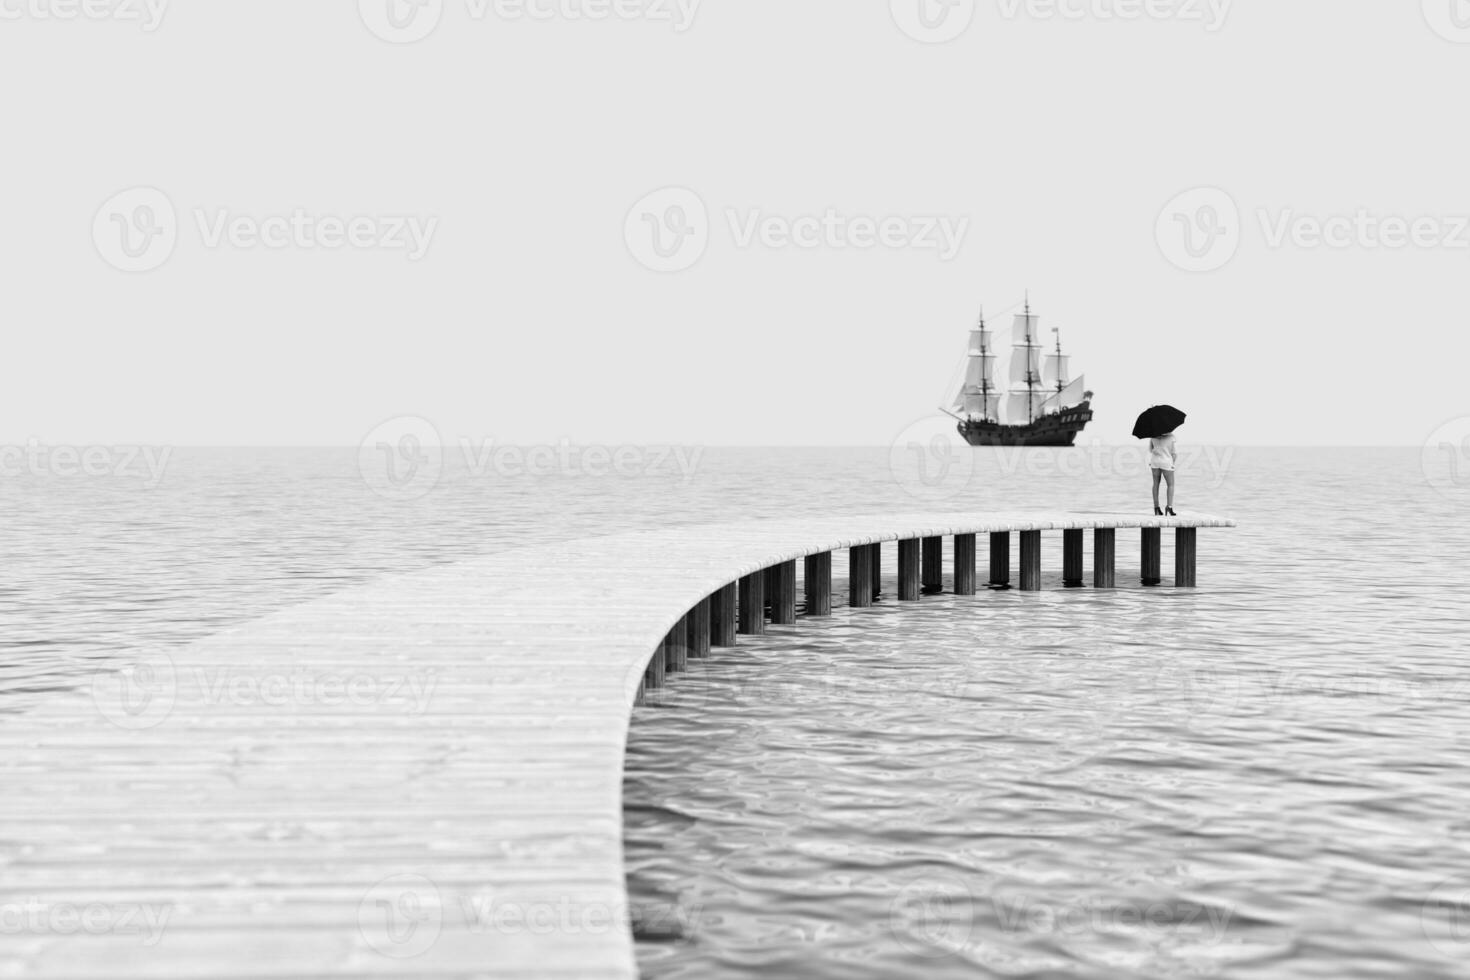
3, 445, 1467, 978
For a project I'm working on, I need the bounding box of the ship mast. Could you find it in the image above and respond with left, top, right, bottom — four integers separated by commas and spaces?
978, 308, 993, 422
1023, 293, 1039, 423
1053, 327, 1065, 398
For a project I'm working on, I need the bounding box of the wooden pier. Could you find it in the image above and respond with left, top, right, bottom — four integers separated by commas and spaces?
0, 511, 1233, 979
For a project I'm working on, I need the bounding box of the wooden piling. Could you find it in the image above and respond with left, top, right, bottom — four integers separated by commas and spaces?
645, 640, 666, 689
770, 560, 797, 624
804, 552, 832, 617
1093, 528, 1116, 589
869, 542, 883, 600
1141, 527, 1162, 586
666, 618, 688, 673
1176, 527, 1197, 587
1063, 528, 1084, 588
848, 545, 873, 608
954, 533, 977, 596
989, 531, 1011, 589
1019, 530, 1042, 591
922, 536, 943, 594
689, 597, 711, 659
738, 572, 765, 634
898, 539, 921, 601
711, 583, 737, 648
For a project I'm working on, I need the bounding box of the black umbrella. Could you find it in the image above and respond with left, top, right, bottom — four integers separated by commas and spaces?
1133, 405, 1186, 439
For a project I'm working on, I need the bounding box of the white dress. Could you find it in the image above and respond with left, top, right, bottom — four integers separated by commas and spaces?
1149, 434, 1178, 472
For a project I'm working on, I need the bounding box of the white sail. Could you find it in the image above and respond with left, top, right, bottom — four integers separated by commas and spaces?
1003, 389, 1048, 424
1009, 346, 1041, 386
965, 354, 996, 387
1035, 375, 1089, 416
1012, 313, 1040, 345
967, 328, 992, 356
964, 391, 1000, 419
1043, 354, 1070, 389
949, 342, 999, 415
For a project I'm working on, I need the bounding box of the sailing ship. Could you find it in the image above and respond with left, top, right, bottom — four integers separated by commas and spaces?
943, 297, 1094, 447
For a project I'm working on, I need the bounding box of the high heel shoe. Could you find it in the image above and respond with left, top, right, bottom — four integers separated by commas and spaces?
1154, 506, 1163, 516
1166, 507, 1177, 517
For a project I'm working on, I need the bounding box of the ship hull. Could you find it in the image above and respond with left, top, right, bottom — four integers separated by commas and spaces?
958, 402, 1094, 447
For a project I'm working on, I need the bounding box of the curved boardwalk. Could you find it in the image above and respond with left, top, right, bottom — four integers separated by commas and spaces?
0, 512, 1233, 979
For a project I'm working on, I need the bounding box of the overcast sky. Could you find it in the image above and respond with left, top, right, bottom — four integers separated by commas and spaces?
2, 0, 1466, 447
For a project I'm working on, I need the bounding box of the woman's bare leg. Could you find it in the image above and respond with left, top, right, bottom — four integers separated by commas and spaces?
1163, 470, 1176, 510
1152, 469, 1162, 510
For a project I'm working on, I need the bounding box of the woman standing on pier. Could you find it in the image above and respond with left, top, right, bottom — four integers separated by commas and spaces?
1134, 404, 1186, 517
1150, 433, 1178, 516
